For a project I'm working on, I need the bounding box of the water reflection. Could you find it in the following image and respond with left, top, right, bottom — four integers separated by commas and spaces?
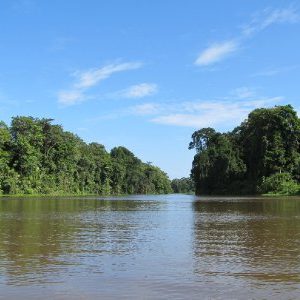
0, 197, 162, 286
192, 197, 300, 289
1, 195, 300, 299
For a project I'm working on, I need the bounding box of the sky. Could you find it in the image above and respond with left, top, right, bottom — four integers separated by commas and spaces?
0, 0, 300, 179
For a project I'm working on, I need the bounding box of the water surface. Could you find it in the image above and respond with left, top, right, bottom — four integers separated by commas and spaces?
0, 195, 300, 299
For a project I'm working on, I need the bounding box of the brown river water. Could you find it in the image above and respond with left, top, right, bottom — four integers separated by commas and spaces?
0, 194, 299, 299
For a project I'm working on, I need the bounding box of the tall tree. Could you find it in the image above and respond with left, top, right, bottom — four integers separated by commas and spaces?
236, 105, 300, 184
189, 105, 300, 195
0, 116, 171, 195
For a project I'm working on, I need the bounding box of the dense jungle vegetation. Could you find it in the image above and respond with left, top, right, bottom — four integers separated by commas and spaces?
171, 177, 194, 194
0, 116, 172, 195
189, 105, 300, 195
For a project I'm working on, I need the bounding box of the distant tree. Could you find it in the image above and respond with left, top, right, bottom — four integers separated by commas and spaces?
171, 177, 194, 193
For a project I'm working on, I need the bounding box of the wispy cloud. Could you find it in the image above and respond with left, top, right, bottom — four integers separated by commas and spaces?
58, 61, 143, 106
230, 87, 256, 99
88, 86, 284, 130
74, 62, 142, 89
242, 6, 300, 36
116, 83, 158, 99
151, 97, 283, 128
57, 90, 85, 106
130, 103, 161, 115
195, 40, 239, 66
195, 6, 299, 67
128, 88, 283, 128
152, 113, 221, 128
252, 69, 283, 77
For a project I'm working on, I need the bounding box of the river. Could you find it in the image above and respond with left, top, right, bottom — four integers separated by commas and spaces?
0, 194, 299, 299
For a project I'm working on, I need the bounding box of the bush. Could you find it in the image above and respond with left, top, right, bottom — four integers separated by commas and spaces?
259, 173, 300, 195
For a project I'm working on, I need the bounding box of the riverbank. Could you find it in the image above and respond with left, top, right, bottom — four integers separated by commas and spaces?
0, 191, 174, 198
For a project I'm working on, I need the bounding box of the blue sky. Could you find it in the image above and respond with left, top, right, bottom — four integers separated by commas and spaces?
0, 0, 300, 179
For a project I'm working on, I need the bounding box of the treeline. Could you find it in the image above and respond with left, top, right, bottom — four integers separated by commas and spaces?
0, 117, 172, 195
171, 177, 194, 194
189, 105, 300, 195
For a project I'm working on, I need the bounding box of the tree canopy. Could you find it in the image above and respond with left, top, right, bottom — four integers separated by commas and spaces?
189, 105, 300, 195
0, 116, 172, 195
171, 177, 194, 194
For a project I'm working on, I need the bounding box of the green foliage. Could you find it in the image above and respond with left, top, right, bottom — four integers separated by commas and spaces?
189, 128, 246, 194
0, 117, 171, 195
189, 105, 300, 195
171, 177, 194, 193
259, 173, 300, 195
236, 105, 300, 184
143, 164, 172, 194
109, 148, 172, 194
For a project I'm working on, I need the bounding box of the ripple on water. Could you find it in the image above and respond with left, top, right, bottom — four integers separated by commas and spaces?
0, 195, 300, 299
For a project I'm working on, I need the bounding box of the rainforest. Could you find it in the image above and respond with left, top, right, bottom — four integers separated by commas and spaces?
1, 105, 300, 196
189, 105, 300, 195
0, 116, 171, 195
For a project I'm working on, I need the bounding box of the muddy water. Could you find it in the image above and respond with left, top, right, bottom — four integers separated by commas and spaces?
0, 195, 299, 299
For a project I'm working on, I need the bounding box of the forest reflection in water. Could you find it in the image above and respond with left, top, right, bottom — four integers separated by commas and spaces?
0, 197, 163, 286
192, 197, 300, 296
0, 195, 300, 299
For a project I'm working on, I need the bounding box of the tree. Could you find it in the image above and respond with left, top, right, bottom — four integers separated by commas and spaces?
189, 128, 245, 194
236, 105, 300, 186
0, 116, 171, 195
189, 105, 300, 195
171, 177, 194, 193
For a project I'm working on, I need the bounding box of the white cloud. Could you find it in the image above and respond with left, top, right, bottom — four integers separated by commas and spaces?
128, 90, 283, 128
58, 61, 143, 106
119, 83, 158, 98
195, 40, 238, 66
151, 97, 283, 128
74, 62, 142, 89
195, 7, 299, 67
242, 7, 300, 36
152, 114, 210, 127
91, 88, 284, 129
